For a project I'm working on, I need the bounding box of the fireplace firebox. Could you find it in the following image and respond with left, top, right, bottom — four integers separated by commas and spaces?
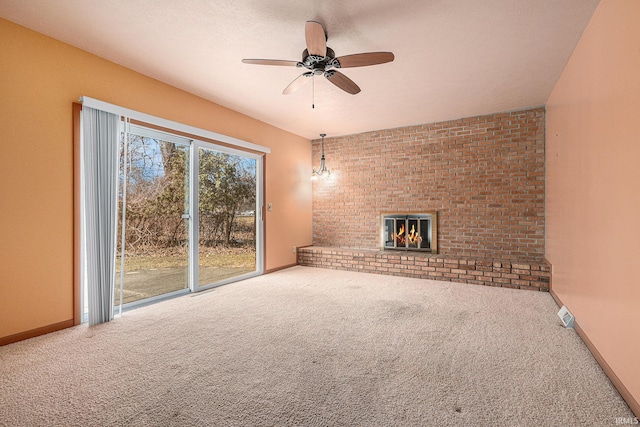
381, 213, 437, 252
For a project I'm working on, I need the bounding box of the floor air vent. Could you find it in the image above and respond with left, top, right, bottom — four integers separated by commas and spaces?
557, 305, 575, 328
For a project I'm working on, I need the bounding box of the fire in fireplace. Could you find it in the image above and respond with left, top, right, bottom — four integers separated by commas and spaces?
381, 213, 437, 252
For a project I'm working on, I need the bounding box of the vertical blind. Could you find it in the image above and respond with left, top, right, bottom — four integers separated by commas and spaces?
82, 106, 120, 325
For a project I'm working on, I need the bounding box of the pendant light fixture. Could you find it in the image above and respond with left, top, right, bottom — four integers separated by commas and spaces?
311, 133, 330, 180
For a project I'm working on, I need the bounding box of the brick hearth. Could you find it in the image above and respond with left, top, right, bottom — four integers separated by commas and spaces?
298, 246, 550, 291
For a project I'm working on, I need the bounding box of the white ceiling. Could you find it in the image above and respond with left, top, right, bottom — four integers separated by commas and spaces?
0, 0, 600, 139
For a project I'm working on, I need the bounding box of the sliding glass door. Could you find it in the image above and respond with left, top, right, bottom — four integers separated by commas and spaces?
79, 99, 270, 324
115, 125, 191, 306
109, 124, 263, 311
196, 146, 258, 288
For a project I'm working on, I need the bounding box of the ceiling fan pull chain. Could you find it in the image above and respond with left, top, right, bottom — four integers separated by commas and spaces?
312, 74, 315, 109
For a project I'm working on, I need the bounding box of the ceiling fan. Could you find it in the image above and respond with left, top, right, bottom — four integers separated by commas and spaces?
242, 21, 394, 96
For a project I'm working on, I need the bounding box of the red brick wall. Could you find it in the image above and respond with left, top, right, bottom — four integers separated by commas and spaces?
312, 108, 545, 260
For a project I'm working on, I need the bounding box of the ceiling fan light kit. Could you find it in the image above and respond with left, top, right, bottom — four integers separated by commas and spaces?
242, 21, 394, 100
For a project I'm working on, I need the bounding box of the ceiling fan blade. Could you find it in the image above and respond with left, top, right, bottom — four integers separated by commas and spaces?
283, 72, 313, 94
242, 59, 300, 67
324, 70, 361, 95
305, 21, 327, 57
335, 52, 395, 68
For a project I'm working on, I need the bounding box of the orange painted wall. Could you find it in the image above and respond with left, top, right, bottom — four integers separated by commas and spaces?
0, 19, 312, 339
546, 0, 640, 410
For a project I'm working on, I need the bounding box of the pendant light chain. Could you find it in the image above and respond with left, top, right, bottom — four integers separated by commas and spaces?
311, 133, 330, 180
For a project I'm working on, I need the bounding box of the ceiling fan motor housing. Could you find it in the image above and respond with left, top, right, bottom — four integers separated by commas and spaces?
301, 47, 336, 72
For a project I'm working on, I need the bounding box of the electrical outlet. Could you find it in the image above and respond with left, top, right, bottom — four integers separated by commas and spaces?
267, 203, 272, 212
292, 246, 296, 254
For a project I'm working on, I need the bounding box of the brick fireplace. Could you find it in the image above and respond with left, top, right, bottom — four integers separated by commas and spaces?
299, 107, 549, 291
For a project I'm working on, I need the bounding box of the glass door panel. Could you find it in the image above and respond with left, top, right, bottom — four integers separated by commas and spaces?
115, 129, 190, 306
198, 147, 257, 287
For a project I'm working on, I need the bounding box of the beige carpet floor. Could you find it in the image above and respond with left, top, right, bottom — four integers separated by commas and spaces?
0, 266, 634, 426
